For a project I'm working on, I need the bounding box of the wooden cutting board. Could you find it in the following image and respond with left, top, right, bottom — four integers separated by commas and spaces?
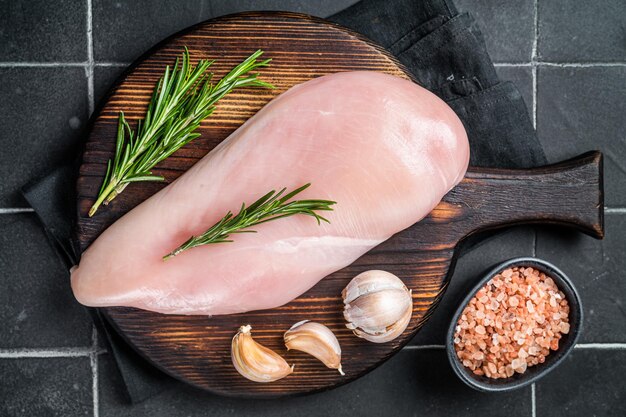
75, 12, 604, 397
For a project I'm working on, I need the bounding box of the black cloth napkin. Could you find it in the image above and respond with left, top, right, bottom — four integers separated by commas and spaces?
22, 0, 546, 403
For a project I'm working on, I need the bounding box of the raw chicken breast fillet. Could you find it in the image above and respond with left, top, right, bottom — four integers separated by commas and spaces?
71, 71, 469, 315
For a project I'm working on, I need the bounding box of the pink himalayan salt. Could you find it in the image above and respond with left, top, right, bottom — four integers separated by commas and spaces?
454, 266, 570, 379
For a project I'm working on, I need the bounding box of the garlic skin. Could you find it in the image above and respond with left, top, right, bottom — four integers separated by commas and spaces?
284, 320, 344, 375
231, 325, 294, 382
342, 270, 413, 343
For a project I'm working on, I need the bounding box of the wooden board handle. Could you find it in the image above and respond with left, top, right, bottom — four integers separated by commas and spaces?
438, 151, 604, 240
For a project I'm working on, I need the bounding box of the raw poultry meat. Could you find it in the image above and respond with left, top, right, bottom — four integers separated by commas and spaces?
71, 71, 469, 315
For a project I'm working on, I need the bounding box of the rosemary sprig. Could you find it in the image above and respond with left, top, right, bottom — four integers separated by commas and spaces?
163, 184, 336, 261
89, 48, 273, 217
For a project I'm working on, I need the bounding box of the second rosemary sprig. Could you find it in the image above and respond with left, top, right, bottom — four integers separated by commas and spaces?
163, 184, 336, 260
89, 48, 272, 217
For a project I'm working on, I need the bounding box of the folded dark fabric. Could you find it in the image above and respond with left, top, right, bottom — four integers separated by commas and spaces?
21, 0, 546, 403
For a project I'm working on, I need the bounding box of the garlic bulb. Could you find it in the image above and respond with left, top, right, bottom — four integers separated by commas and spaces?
284, 320, 344, 375
231, 325, 293, 382
342, 270, 413, 343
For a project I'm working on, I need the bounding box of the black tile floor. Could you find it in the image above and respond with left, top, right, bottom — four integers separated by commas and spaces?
455, 0, 535, 63
0, 67, 88, 207
1, 0, 624, 416
0, 216, 93, 348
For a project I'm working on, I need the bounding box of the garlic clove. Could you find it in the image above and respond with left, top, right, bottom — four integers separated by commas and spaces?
352, 293, 412, 343
343, 270, 413, 344
344, 288, 412, 334
231, 325, 293, 383
342, 270, 407, 304
284, 320, 344, 375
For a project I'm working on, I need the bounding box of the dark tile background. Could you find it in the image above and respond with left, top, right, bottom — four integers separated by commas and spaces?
0, 67, 88, 207
98, 350, 532, 417
1, 0, 624, 416
0, 357, 93, 417
537, 66, 626, 206
0, 215, 93, 348
538, 0, 626, 62
456, 0, 535, 62
536, 349, 626, 417
0, 0, 88, 62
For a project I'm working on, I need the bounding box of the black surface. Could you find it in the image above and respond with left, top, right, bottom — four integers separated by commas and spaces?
0, 0, 87, 62
98, 349, 532, 417
0, 215, 92, 348
1, 0, 624, 416
94, 66, 126, 106
455, 0, 534, 62
538, 0, 626, 62
93, 0, 211, 63
0, 67, 88, 207
0, 357, 93, 417
536, 350, 626, 417
537, 66, 626, 206
211, 0, 359, 20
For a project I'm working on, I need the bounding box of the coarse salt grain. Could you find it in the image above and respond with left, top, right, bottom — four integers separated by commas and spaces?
454, 266, 570, 380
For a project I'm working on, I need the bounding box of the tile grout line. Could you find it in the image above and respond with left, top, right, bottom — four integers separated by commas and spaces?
531, 0, 538, 130
0, 62, 88, 67
575, 343, 626, 349
402, 344, 446, 350
494, 62, 532, 67
532, 0, 539, 62
0, 347, 105, 358
530, 382, 537, 417
531, 66, 537, 128
95, 62, 131, 67
0, 62, 131, 67
535, 62, 626, 68
0, 208, 35, 214
86, 0, 95, 115
91, 325, 100, 417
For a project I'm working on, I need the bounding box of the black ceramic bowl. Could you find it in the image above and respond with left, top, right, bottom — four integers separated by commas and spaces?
446, 257, 583, 392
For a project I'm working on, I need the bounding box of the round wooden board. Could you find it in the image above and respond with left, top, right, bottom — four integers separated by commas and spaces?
76, 12, 446, 397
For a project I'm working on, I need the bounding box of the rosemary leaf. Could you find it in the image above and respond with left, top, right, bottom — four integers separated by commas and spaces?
163, 184, 336, 261
89, 48, 272, 217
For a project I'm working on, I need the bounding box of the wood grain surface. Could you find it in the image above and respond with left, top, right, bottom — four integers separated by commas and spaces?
75, 12, 604, 397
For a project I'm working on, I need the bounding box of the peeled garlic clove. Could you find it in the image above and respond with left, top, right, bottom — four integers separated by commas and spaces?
231, 325, 293, 382
284, 320, 344, 375
343, 270, 413, 343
